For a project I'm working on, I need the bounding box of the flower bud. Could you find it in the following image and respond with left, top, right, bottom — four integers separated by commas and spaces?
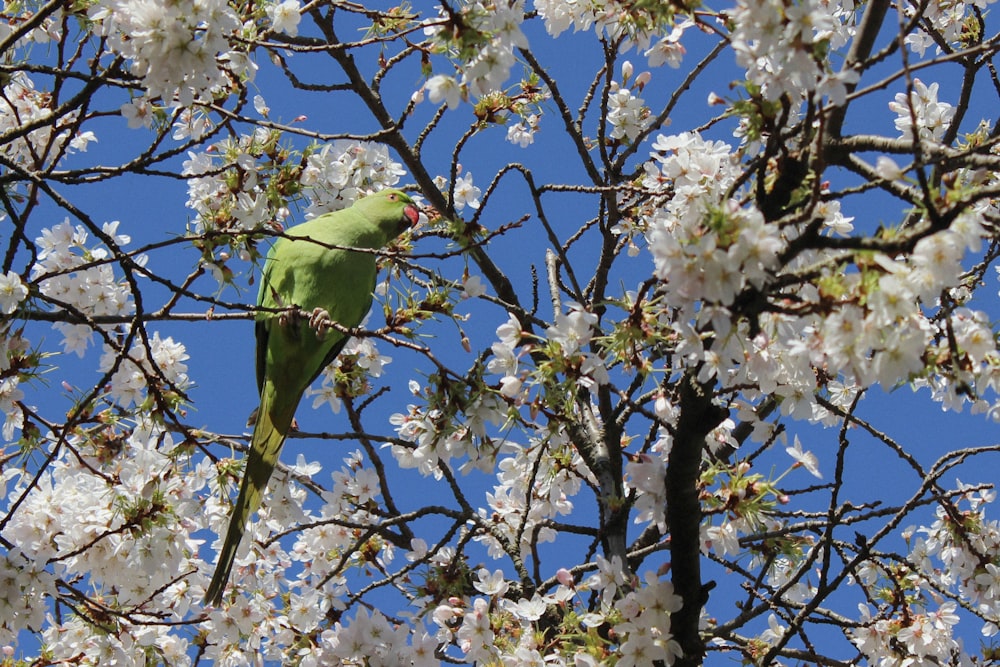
621, 60, 633, 82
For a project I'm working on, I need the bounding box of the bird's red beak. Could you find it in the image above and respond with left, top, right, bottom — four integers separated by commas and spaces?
403, 204, 420, 227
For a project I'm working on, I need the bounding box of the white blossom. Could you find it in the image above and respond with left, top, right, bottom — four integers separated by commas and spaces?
888, 78, 955, 142
0, 272, 28, 314
267, 0, 301, 36
425, 74, 463, 109
453, 172, 482, 210
785, 436, 822, 478
89, 0, 243, 106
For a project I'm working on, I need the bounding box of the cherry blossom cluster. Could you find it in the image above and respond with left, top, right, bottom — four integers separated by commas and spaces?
607, 62, 651, 143
543, 302, 610, 391
388, 387, 505, 479
728, 0, 857, 103
889, 78, 957, 142
291, 451, 384, 579
902, 0, 995, 55
533, 0, 685, 58
911, 485, 1000, 636
632, 123, 1000, 425
0, 329, 28, 442
429, 557, 682, 665
474, 427, 591, 560
305, 330, 393, 415
642, 132, 781, 314
4, 423, 205, 662
316, 608, 439, 666
376, 285, 518, 479
88, 0, 245, 106
42, 612, 192, 667
199, 449, 436, 664
624, 431, 673, 532
299, 141, 408, 218
200, 463, 312, 664
853, 601, 962, 667
706, 220, 989, 423
0, 270, 29, 445
97, 332, 191, 409
850, 484, 1000, 665
418, 1, 552, 150
422, 1, 528, 102
30, 219, 135, 357
0, 73, 94, 177
506, 113, 540, 147
813, 212, 988, 393
0, 548, 53, 647
479, 304, 610, 417
183, 128, 291, 238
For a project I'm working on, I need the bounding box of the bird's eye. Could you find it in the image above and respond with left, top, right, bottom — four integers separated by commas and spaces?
387, 193, 397, 201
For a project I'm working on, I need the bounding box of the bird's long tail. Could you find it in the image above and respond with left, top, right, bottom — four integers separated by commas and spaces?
204, 384, 294, 605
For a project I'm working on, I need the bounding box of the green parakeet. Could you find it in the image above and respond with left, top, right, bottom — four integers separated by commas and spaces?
204, 189, 420, 605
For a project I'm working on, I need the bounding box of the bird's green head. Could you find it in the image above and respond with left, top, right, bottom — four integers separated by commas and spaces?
355, 189, 421, 240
